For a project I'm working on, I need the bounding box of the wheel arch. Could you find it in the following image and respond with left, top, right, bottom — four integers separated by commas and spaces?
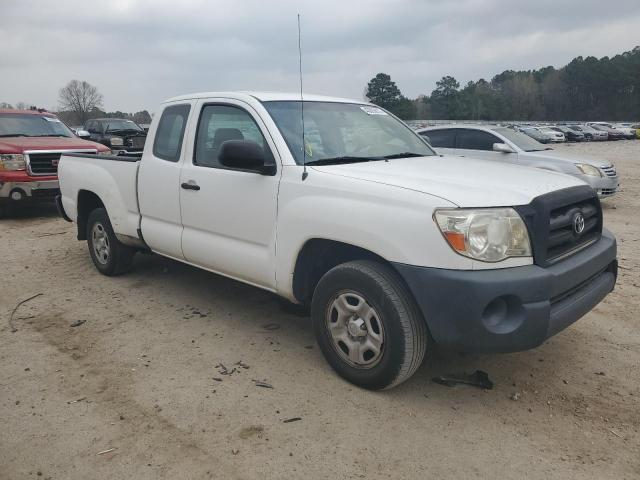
291, 238, 394, 306
76, 190, 105, 240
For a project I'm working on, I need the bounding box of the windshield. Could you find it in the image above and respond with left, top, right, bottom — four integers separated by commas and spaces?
262, 101, 435, 164
492, 127, 549, 152
105, 120, 143, 132
0, 113, 75, 138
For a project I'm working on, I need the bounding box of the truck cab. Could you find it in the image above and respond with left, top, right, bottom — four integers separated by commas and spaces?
0, 108, 109, 216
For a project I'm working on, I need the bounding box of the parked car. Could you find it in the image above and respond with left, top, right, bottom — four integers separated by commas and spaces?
612, 123, 638, 139
567, 124, 608, 141
520, 127, 553, 143
631, 124, 640, 138
549, 125, 584, 142
57, 92, 617, 390
589, 124, 626, 140
417, 125, 619, 198
0, 108, 109, 216
538, 127, 565, 143
84, 118, 147, 154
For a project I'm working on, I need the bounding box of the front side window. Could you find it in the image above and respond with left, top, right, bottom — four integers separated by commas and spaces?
262, 101, 434, 165
153, 104, 190, 162
492, 127, 548, 152
456, 129, 501, 151
420, 129, 456, 148
194, 105, 270, 168
0, 114, 74, 138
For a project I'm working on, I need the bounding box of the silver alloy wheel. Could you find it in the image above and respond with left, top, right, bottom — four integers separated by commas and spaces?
326, 291, 385, 368
91, 222, 111, 265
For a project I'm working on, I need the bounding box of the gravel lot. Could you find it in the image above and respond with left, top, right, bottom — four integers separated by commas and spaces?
1, 141, 639, 480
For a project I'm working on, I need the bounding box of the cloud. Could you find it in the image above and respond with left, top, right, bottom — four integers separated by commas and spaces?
1, 0, 638, 111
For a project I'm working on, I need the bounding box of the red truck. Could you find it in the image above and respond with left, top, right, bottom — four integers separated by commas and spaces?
0, 108, 109, 216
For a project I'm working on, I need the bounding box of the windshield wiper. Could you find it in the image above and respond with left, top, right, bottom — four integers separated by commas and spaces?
0, 134, 29, 137
305, 156, 383, 166
382, 152, 425, 159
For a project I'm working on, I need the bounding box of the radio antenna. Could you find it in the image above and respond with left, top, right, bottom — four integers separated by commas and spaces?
298, 13, 308, 181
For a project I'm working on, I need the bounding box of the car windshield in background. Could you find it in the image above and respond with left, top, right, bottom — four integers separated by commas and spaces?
262, 101, 435, 165
492, 127, 549, 152
105, 120, 143, 132
0, 114, 74, 138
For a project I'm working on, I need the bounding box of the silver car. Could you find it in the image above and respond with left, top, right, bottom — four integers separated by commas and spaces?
417, 125, 619, 198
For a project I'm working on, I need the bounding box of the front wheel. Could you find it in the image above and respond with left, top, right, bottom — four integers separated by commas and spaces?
311, 260, 427, 390
86, 208, 134, 276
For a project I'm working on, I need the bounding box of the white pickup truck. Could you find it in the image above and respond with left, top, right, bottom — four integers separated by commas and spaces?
57, 92, 618, 390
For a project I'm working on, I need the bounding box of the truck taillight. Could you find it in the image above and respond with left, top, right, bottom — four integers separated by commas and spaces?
0, 154, 26, 171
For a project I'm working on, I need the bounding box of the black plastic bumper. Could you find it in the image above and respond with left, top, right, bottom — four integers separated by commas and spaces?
392, 229, 617, 353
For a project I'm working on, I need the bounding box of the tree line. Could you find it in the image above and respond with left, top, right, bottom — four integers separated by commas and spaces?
366, 46, 640, 121
1, 79, 152, 126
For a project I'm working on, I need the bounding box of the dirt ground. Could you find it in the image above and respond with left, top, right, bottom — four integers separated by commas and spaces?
1, 141, 639, 480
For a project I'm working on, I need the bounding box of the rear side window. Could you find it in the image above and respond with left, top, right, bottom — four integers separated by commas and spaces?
420, 129, 456, 148
194, 104, 270, 168
456, 129, 501, 151
153, 104, 191, 162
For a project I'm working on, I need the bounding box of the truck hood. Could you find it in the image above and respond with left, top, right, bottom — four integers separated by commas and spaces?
0, 136, 108, 154
524, 149, 610, 168
311, 155, 585, 207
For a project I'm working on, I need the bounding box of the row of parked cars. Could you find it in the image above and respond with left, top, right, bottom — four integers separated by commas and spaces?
514, 122, 639, 143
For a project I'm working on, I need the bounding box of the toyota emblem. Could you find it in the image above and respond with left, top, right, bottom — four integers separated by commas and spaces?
573, 213, 585, 235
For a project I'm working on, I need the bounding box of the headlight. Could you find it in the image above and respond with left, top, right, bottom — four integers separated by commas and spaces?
434, 208, 531, 262
0, 154, 26, 171
109, 137, 124, 146
575, 164, 602, 177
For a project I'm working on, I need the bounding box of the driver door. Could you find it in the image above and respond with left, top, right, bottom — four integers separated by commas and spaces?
179, 99, 282, 290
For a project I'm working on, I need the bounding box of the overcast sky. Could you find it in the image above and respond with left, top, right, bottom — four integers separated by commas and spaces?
2, 0, 639, 112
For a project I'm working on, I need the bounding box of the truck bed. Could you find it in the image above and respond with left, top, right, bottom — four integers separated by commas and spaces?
58, 153, 142, 240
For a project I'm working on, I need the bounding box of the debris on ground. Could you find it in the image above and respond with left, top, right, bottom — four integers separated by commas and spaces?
253, 379, 273, 389
283, 417, 302, 423
70, 319, 86, 328
215, 363, 237, 376
231, 448, 239, 455
8, 293, 43, 333
432, 370, 494, 389
66, 397, 86, 404
235, 361, 250, 370
510, 392, 521, 401
96, 448, 116, 455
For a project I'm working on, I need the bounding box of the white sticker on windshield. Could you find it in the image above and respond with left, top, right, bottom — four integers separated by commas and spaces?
360, 106, 388, 116
43, 117, 61, 122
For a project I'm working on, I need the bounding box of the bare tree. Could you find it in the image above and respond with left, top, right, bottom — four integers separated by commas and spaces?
15, 102, 27, 110
58, 80, 103, 124
0, 102, 13, 109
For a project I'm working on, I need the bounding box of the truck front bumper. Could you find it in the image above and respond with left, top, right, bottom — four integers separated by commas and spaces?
392, 229, 617, 353
0, 179, 60, 204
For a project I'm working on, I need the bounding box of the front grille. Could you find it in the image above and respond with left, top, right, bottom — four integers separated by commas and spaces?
28, 153, 61, 175
129, 136, 146, 149
515, 185, 602, 267
27, 150, 96, 176
547, 198, 600, 261
600, 165, 617, 177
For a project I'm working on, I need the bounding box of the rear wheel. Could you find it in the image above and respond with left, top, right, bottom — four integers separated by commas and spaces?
86, 208, 134, 276
311, 260, 427, 390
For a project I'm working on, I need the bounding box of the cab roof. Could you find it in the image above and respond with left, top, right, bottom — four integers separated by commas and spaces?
164, 91, 368, 105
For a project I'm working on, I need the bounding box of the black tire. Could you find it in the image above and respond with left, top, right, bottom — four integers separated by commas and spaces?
86, 208, 134, 276
311, 260, 427, 390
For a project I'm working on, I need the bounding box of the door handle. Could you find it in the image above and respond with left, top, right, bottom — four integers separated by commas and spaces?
181, 182, 200, 191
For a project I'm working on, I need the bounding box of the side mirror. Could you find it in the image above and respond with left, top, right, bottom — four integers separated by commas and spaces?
76, 129, 91, 139
219, 140, 276, 175
493, 142, 514, 153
